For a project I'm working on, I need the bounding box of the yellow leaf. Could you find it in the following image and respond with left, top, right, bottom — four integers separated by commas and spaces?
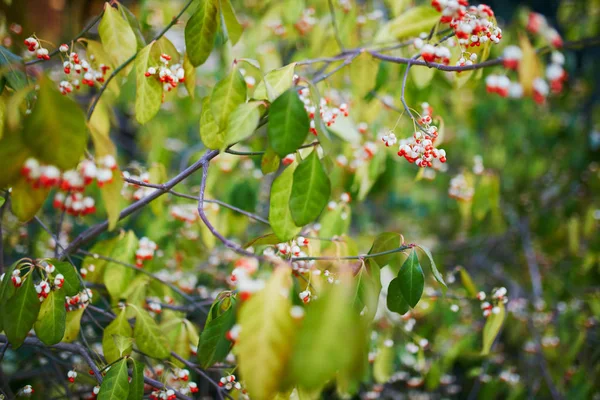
236, 267, 295, 400
98, 2, 137, 76
518, 34, 541, 96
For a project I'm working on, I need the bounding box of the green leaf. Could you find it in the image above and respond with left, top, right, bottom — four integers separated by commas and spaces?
100, 167, 124, 231
318, 205, 351, 242
386, 277, 410, 315
253, 63, 297, 101
23, 76, 87, 170
10, 178, 49, 222
223, 101, 262, 149
98, 359, 130, 400
270, 165, 302, 241
0, 262, 17, 331
457, 266, 478, 297
86, 40, 120, 96
267, 88, 309, 157
3, 274, 41, 348
62, 308, 84, 342
374, 6, 441, 42
0, 126, 31, 188
290, 274, 367, 390
99, 2, 137, 76
261, 147, 280, 175
119, 3, 146, 50
0, 46, 28, 93
410, 63, 435, 89
210, 68, 247, 129
103, 310, 133, 363
416, 245, 447, 289
34, 289, 67, 345
354, 260, 381, 322
289, 150, 331, 226
185, 0, 219, 67
368, 232, 402, 267
49, 260, 82, 296
135, 42, 162, 124
481, 303, 505, 355
197, 297, 237, 368
396, 250, 424, 308
183, 53, 196, 98
133, 307, 171, 359
236, 267, 295, 399
221, 0, 243, 45
373, 335, 394, 383
127, 359, 145, 400
103, 231, 138, 300
200, 96, 224, 149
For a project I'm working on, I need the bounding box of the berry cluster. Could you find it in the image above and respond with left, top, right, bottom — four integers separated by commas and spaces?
218, 375, 244, 392
263, 236, 313, 274
60, 46, 110, 94
170, 204, 200, 224
431, 1, 502, 49
396, 103, 447, 168
478, 287, 508, 317
144, 53, 185, 94
266, 19, 287, 37
8, 268, 22, 287
65, 288, 93, 311
24, 36, 49, 59
135, 237, 158, 267
149, 389, 177, 400
294, 8, 317, 36
448, 173, 474, 201
22, 155, 117, 216
419, 44, 452, 65
297, 85, 348, 135
526, 12, 563, 48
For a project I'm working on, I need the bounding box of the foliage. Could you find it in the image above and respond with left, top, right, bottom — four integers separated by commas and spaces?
0, 0, 599, 399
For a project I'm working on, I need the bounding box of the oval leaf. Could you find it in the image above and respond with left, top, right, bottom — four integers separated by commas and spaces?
396, 250, 424, 308
98, 358, 130, 400
34, 289, 67, 345
289, 150, 331, 227
223, 101, 262, 149
185, 0, 219, 67
210, 68, 247, 129
133, 307, 171, 359
267, 88, 309, 157
135, 42, 162, 124
103, 310, 133, 363
2, 275, 41, 348
98, 2, 137, 76
197, 298, 237, 368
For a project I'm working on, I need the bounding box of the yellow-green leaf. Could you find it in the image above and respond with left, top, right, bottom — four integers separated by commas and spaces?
210, 68, 247, 129
34, 289, 67, 345
133, 307, 171, 359
269, 165, 301, 241
200, 96, 224, 149
135, 42, 162, 124
481, 302, 505, 355
236, 267, 295, 399
374, 6, 441, 42
221, 0, 243, 45
223, 101, 262, 150
62, 308, 84, 342
23, 76, 87, 170
11, 178, 50, 222
99, 2, 137, 76
103, 310, 133, 363
253, 63, 296, 101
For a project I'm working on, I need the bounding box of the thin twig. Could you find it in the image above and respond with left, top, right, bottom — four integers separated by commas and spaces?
25, 12, 105, 66
197, 163, 263, 260
59, 149, 219, 259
